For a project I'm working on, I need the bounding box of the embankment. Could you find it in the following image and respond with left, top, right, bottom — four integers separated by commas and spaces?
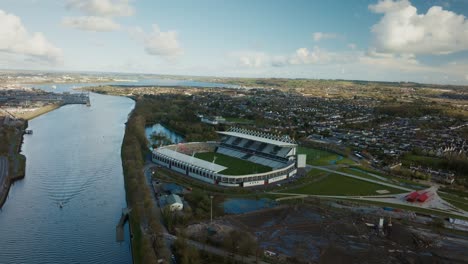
121, 108, 170, 264
14, 104, 61, 120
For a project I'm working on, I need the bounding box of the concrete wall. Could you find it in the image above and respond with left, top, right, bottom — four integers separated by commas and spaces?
243, 180, 265, 187
219, 182, 239, 187
268, 175, 287, 184
297, 154, 306, 168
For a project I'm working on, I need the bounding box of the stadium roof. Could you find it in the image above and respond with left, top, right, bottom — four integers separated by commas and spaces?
217, 129, 297, 147
155, 148, 227, 173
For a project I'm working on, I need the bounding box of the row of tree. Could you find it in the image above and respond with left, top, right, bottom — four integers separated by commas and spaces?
121, 110, 170, 263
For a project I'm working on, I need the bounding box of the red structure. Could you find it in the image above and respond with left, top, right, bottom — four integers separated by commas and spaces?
406, 191, 420, 202
405, 190, 434, 203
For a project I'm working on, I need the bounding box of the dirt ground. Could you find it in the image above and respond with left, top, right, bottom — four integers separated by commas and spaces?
187, 203, 468, 264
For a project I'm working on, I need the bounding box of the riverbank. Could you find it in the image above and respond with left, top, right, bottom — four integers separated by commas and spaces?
0, 122, 27, 209
121, 109, 170, 263
12, 104, 61, 120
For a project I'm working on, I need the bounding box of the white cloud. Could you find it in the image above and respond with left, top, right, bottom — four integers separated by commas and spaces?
231, 46, 353, 68
0, 9, 62, 64
369, 0, 468, 54
66, 0, 134, 17
360, 49, 423, 71
229, 51, 270, 68
313, 32, 339, 42
289, 47, 334, 65
465, 74, 468, 81
62, 16, 120, 31
130, 25, 183, 58
348, 43, 357, 50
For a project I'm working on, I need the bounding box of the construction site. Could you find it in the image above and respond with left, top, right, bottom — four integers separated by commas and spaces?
186, 201, 468, 264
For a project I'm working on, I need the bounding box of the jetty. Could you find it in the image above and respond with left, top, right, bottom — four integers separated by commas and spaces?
116, 207, 131, 242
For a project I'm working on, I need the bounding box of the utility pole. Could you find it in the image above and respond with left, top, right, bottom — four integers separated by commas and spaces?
210, 195, 214, 223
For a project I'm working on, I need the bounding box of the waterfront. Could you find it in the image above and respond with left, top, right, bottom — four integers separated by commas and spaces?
28, 78, 239, 93
0, 92, 134, 263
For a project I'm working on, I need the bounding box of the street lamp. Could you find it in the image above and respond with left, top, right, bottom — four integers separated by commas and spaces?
210, 195, 214, 223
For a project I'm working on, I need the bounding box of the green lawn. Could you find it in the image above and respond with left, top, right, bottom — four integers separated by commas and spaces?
346, 165, 429, 190
194, 152, 272, 175
297, 147, 355, 166
284, 173, 404, 196
439, 193, 468, 212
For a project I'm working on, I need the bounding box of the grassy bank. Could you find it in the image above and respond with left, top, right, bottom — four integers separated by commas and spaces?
0, 125, 27, 209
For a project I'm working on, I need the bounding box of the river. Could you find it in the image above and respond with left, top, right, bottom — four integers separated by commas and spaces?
0, 93, 134, 263
29, 78, 239, 93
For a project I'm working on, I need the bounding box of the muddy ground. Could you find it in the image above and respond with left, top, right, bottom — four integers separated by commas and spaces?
187, 203, 468, 264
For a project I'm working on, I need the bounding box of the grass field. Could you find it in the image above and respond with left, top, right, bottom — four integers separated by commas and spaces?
439, 193, 468, 212
284, 172, 404, 196
343, 165, 429, 190
297, 147, 355, 166
195, 152, 272, 175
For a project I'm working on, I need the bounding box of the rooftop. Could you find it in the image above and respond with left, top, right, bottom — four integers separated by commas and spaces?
218, 127, 297, 147
167, 194, 183, 205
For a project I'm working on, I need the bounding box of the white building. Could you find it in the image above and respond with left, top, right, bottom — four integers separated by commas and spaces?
166, 194, 183, 211
152, 128, 301, 187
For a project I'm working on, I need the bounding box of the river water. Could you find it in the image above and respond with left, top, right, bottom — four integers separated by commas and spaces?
0, 93, 134, 263
29, 78, 239, 93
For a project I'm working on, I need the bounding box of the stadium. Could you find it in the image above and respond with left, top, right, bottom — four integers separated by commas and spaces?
152, 127, 304, 187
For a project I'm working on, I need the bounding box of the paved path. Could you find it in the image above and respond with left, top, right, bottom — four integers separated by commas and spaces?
310, 165, 412, 191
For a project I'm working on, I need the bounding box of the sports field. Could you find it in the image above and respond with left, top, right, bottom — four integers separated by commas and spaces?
194, 152, 272, 175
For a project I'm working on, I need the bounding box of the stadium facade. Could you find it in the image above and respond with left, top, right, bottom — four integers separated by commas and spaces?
152, 128, 299, 187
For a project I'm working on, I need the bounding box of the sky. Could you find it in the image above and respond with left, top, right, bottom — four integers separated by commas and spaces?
1, 0, 468, 84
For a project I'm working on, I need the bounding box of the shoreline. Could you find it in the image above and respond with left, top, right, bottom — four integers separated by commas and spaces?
0, 120, 27, 209
0, 104, 57, 209
12, 104, 62, 120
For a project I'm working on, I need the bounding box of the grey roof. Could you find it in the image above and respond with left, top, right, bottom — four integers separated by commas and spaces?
155, 148, 227, 173
218, 128, 297, 147
167, 194, 183, 205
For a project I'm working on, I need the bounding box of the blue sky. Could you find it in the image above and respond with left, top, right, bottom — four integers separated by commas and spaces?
1, 0, 468, 84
